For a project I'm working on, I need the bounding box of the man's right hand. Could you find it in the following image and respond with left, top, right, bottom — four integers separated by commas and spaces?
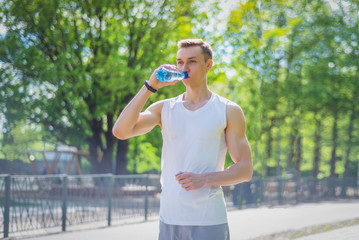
148, 64, 180, 90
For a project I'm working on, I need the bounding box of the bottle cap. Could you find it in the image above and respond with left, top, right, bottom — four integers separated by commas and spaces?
184, 72, 188, 79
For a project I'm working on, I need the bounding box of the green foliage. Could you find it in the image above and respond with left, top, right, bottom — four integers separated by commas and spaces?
1, 0, 358, 178
222, 0, 359, 178
0, 122, 52, 161
126, 134, 161, 174
0, 0, 204, 173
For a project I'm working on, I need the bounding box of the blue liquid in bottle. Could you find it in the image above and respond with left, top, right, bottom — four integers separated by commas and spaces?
156, 67, 188, 82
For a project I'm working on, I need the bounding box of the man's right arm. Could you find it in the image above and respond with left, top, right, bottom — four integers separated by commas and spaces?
112, 65, 178, 140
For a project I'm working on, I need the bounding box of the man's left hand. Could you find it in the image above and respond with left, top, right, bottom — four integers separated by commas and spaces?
175, 172, 206, 191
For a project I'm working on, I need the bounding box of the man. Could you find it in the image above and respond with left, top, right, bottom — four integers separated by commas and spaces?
113, 39, 253, 240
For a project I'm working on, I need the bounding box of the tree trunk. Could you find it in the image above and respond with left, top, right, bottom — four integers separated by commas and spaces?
286, 131, 295, 172
276, 128, 281, 177
89, 120, 102, 174
330, 111, 339, 178
311, 115, 322, 197
88, 119, 114, 174
266, 129, 273, 161
294, 66, 303, 176
115, 139, 129, 175
343, 105, 355, 178
133, 137, 138, 174
286, 114, 299, 173
101, 142, 114, 174
100, 113, 116, 174
264, 125, 273, 177
295, 117, 302, 176
341, 106, 355, 197
312, 116, 322, 179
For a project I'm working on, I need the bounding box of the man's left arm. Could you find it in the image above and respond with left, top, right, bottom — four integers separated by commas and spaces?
176, 101, 253, 191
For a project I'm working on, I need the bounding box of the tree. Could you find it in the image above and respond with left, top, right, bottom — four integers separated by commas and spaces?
0, 0, 200, 173
225, 0, 302, 176
223, 0, 359, 180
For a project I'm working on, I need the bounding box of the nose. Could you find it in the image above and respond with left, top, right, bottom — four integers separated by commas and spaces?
182, 63, 190, 73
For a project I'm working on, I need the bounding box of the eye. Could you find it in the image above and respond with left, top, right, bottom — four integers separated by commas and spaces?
177, 61, 183, 65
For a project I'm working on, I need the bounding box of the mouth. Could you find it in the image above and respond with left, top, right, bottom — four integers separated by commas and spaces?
183, 72, 189, 79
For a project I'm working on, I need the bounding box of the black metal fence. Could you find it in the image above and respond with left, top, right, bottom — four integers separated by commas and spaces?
0, 174, 161, 238
1, 174, 358, 238
229, 177, 359, 208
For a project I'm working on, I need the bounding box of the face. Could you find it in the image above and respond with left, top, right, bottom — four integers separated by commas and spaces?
176, 46, 213, 87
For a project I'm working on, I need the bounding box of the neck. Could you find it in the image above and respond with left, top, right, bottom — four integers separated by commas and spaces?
184, 84, 211, 103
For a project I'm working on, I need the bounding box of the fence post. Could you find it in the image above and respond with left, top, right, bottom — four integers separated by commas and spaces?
232, 184, 240, 207
295, 176, 300, 204
254, 178, 260, 206
144, 174, 149, 221
329, 178, 335, 198
259, 178, 264, 205
277, 176, 282, 205
107, 174, 114, 226
62, 175, 68, 232
340, 178, 346, 198
4, 175, 10, 238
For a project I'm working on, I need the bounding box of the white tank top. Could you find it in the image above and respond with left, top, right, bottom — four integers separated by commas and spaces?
160, 92, 229, 226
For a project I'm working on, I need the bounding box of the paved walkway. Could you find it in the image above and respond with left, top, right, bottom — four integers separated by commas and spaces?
18, 199, 359, 240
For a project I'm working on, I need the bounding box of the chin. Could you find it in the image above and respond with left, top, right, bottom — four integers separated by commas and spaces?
182, 78, 191, 86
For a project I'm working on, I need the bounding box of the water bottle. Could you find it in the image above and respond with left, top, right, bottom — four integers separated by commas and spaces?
156, 67, 188, 82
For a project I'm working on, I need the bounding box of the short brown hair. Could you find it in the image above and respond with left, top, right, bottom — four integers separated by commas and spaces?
177, 39, 213, 61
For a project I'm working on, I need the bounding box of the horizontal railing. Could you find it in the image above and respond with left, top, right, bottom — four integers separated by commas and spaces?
1, 174, 358, 238
228, 177, 359, 208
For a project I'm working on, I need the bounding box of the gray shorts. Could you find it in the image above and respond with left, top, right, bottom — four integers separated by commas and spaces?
159, 221, 230, 240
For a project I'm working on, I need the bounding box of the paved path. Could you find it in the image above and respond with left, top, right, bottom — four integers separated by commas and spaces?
21, 200, 359, 240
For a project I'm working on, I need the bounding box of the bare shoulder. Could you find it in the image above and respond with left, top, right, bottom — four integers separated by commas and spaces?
226, 100, 246, 124
145, 99, 167, 115
225, 100, 246, 135
145, 99, 170, 127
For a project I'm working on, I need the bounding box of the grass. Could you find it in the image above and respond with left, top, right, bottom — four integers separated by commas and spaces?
251, 218, 359, 240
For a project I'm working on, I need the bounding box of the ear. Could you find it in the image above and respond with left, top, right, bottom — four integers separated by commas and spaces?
206, 59, 214, 71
